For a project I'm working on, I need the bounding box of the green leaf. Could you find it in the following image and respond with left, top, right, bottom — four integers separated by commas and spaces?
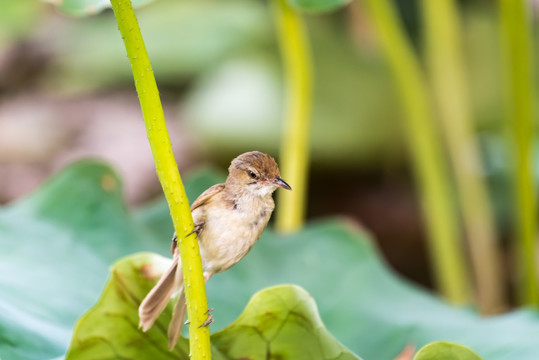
4, 161, 539, 360
286, 0, 351, 13
0, 161, 207, 360
213, 284, 360, 360
414, 341, 483, 360
66, 253, 359, 359
65, 253, 209, 359
43, 0, 154, 17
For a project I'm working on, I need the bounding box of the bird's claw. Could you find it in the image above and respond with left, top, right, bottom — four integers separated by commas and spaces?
198, 308, 214, 328
171, 224, 203, 254
199, 314, 214, 328
186, 224, 203, 237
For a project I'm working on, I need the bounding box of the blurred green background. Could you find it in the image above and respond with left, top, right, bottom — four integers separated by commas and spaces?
0, 0, 531, 299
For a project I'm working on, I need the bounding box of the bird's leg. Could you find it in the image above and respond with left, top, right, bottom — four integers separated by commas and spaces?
179, 272, 214, 328
198, 273, 214, 328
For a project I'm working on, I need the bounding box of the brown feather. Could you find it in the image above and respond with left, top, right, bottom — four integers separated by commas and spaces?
139, 250, 183, 332
190, 183, 225, 211
167, 290, 186, 349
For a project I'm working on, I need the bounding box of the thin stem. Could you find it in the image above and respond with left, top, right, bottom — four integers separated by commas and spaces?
363, 0, 471, 303
109, 0, 211, 357
272, 0, 313, 233
499, 0, 538, 306
420, 0, 504, 312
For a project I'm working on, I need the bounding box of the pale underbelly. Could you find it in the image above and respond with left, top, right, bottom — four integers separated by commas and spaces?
199, 221, 265, 274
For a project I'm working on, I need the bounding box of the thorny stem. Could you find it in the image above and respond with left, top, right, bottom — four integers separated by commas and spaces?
110, 0, 211, 357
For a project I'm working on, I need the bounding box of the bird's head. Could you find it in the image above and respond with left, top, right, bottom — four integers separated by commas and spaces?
227, 151, 291, 196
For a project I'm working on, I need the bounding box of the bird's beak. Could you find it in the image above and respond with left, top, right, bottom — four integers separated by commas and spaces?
273, 176, 291, 190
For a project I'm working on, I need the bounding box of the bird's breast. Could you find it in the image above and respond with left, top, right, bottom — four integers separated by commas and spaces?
198, 198, 273, 274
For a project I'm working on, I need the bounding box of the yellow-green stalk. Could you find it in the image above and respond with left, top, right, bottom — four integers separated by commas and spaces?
499, 0, 538, 306
272, 0, 313, 232
109, 0, 211, 357
421, 0, 503, 312
363, 0, 471, 303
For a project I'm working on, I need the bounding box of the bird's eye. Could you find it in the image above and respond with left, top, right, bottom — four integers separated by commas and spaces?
248, 171, 258, 179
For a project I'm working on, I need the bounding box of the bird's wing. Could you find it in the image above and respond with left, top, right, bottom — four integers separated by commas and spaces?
169, 183, 225, 255
190, 183, 225, 211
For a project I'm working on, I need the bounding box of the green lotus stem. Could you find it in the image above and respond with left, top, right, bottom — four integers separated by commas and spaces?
420, 0, 504, 312
109, 0, 212, 357
499, 0, 538, 306
363, 0, 471, 303
272, 0, 313, 233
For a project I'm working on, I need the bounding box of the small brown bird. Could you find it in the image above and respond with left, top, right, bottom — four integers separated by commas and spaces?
139, 151, 291, 349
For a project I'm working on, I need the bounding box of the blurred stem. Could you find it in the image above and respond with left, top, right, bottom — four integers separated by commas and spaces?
363, 0, 471, 303
109, 0, 211, 357
421, 0, 504, 312
499, 0, 538, 306
272, 0, 313, 233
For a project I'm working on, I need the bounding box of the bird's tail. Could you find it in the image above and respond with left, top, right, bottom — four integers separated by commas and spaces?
138, 250, 184, 333
168, 288, 186, 349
